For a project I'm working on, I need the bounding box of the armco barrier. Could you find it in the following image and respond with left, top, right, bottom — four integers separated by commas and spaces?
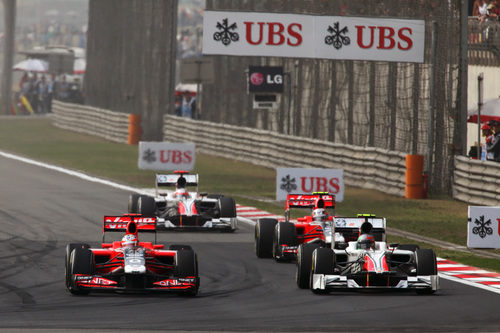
163, 115, 406, 197
454, 156, 500, 206
52, 100, 129, 143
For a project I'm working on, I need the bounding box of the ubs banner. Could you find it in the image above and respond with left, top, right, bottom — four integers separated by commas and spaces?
138, 142, 195, 171
277, 168, 344, 202
203, 11, 425, 63
467, 206, 500, 248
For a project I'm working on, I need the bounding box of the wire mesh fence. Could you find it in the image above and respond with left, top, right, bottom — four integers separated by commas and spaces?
201, 0, 465, 194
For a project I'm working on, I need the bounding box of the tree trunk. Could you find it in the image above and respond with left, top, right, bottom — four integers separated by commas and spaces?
2, 0, 16, 115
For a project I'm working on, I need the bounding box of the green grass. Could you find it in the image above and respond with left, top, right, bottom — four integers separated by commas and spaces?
1, 117, 499, 272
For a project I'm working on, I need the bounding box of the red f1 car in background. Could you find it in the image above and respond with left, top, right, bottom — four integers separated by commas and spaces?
65, 215, 199, 295
255, 192, 377, 262
129, 171, 237, 232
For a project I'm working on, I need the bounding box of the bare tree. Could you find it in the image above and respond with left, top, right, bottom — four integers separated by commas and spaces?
2, 0, 16, 115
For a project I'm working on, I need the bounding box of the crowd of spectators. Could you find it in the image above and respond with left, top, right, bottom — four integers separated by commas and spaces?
16, 22, 86, 53
473, 0, 500, 22
16, 72, 83, 114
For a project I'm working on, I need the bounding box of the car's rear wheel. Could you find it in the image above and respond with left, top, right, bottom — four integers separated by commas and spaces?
273, 222, 297, 262
175, 250, 199, 296
255, 219, 277, 258
128, 193, 146, 213
296, 243, 320, 289
69, 247, 95, 295
65, 243, 89, 289
415, 249, 438, 295
311, 248, 335, 294
219, 196, 236, 218
137, 196, 156, 217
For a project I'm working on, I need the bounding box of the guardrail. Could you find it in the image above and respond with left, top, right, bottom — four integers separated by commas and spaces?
163, 115, 406, 197
454, 156, 500, 206
52, 100, 129, 143
53, 101, 499, 204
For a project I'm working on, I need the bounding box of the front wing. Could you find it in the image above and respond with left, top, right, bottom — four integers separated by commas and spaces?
159, 216, 237, 231
73, 274, 198, 292
312, 273, 439, 292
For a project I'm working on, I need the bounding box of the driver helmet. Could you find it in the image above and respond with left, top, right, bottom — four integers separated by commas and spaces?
121, 234, 138, 248
356, 234, 375, 250
312, 208, 328, 222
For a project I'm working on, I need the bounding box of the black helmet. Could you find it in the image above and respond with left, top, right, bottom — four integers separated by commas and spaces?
177, 176, 187, 188
357, 234, 375, 250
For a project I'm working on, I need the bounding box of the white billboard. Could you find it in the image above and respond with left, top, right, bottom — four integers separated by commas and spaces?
467, 206, 500, 249
276, 168, 344, 202
138, 142, 195, 171
203, 11, 425, 63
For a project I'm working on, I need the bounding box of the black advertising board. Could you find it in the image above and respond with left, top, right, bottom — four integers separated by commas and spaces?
248, 66, 283, 93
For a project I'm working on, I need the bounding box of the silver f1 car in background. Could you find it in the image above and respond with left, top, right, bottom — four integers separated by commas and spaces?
128, 171, 237, 232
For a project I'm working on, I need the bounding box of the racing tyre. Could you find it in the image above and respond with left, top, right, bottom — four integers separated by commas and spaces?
273, 222, 297, 262
219, 196, 236, 218
415, 249, 438, 295
65, 243, 90, 290
397, 244, 420, 252
128, 193, 145, 213
255, 218, 278, 258
137, 196, 156, 217
296, 243, 320, 289
169, 244, 193, 251
69, 247, 95, 295
311, 248, 335, 294
175, 250, 199, 296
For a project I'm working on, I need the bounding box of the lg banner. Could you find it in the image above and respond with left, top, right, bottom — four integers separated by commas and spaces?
203, 11, 425, 63
276, 168, 344, 202
138, 142, 195, 171
467, 206, 500, 248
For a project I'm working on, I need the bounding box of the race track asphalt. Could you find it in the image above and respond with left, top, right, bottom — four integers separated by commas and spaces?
1, 155, 500, 332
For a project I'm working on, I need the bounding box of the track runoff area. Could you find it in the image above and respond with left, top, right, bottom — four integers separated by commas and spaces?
2, 149, 500, 296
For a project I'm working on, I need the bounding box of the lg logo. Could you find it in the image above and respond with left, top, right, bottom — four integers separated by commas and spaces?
250, 72, 283, 86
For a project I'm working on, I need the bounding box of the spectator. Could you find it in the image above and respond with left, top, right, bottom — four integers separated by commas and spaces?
181, 90, 196, 119
473, 0, 481, 16
487, 1, 499, 20
478, 0, 489, 22
37, 75, 49, 113
46, 74, 57, 112
29, 73, 39, 113
481, 123, 494, 160
57, 75, 69, 101
486, 120, 500, 161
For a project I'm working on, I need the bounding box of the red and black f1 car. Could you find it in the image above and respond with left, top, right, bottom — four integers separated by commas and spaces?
255, 193, 376, 261
65, 215, 199, 295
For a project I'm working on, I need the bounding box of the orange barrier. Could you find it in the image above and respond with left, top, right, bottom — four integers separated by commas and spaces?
405, 154, 424, 199
128, 114, 141, 145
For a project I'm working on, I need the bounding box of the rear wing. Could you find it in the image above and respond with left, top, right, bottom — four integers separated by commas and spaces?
332, 217, 386, 243
286, 193, 335, 209
103, 215, 156, 233
156, 174, 199, 187
102, 215, 157, 243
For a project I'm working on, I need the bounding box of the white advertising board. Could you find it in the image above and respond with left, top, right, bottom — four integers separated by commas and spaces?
138, 142, 195, 171
203, 11, 425, 63
467, 206, 500, 248
276, 168, 344, 202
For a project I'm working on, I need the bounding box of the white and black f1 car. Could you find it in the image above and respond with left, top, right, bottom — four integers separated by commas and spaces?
128, 171, 237, 232
297, 216, 439, 294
